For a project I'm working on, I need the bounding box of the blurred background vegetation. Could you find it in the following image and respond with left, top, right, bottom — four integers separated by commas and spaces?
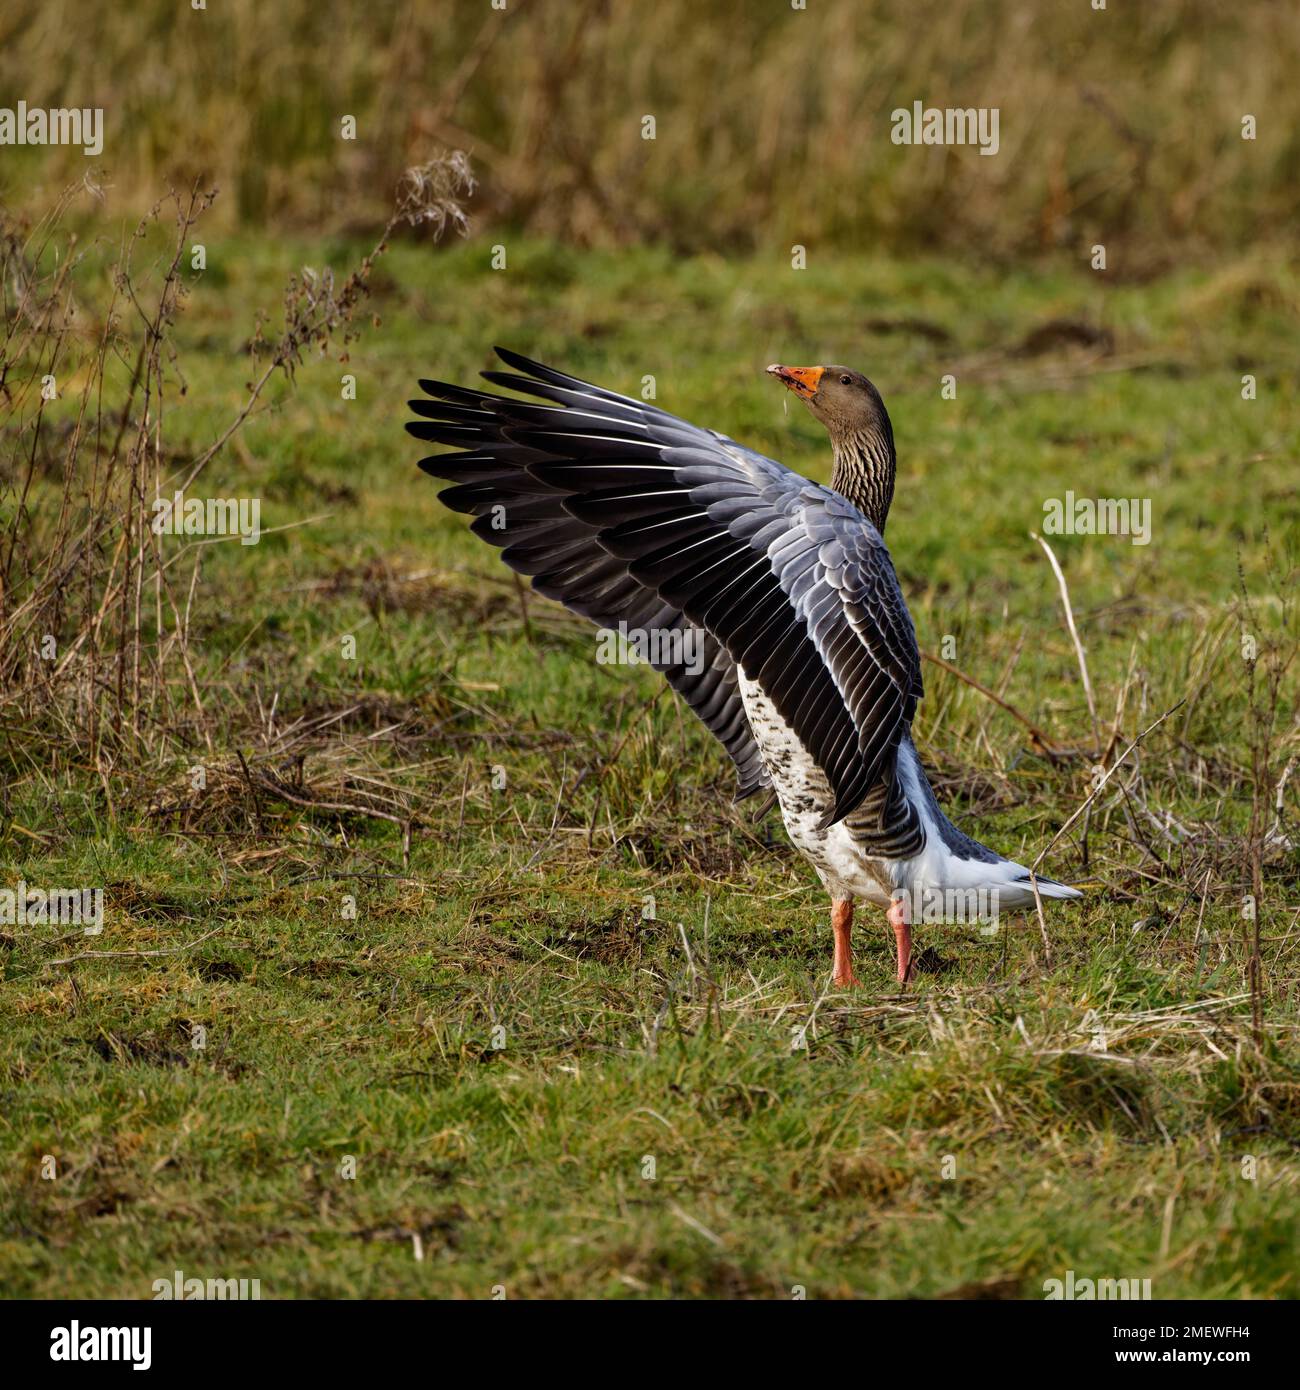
2, 0, 1298, 268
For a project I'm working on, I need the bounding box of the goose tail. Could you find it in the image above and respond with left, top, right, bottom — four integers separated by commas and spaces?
1015, 872, 1084, 900
1006, 867, 1090, 900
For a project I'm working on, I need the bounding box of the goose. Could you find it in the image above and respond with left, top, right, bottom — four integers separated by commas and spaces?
407, 349, 1081, 987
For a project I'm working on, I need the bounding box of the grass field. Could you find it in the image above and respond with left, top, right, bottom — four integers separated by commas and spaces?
1, 218, 1297, 1298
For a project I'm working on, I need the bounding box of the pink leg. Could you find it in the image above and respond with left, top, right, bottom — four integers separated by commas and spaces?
831, 898, 859, 987
888, 896, 913, 984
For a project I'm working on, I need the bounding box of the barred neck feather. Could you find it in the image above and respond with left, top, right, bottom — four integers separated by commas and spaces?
829, 422, 896, 534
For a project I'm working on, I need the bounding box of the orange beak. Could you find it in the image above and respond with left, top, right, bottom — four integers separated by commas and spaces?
766, 364, 824, 399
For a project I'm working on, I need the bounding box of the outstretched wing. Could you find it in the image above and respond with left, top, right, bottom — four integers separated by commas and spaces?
407, 348, 922, 825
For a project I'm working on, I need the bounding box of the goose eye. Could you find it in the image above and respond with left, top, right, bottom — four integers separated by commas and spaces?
839, 374, 852, 385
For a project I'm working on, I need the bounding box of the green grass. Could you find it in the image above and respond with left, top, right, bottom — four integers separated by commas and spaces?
1, 231, 1297, 1298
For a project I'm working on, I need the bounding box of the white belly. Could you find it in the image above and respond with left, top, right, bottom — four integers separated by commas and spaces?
736, 670, 894, 904
737, 672, 1072, 921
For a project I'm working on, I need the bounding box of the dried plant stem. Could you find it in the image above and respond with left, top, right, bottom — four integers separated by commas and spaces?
1027, 699, 1187, 960
922, 648, 1064, 758
1032, 532, 1101, 756
44, 925, 224, 970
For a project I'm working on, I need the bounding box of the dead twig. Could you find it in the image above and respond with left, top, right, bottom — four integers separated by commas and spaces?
922, 649, 1067, 759
1032, 532, 1101, 756
1027, 698, 1188, 961
43, 925, 225, 970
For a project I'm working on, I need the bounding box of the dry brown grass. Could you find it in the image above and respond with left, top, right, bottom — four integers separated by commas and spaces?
3, 1, 1297, 265
0, 156, 471, 781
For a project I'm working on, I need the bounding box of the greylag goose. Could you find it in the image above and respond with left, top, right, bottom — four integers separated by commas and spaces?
407, 349, 1081, 986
